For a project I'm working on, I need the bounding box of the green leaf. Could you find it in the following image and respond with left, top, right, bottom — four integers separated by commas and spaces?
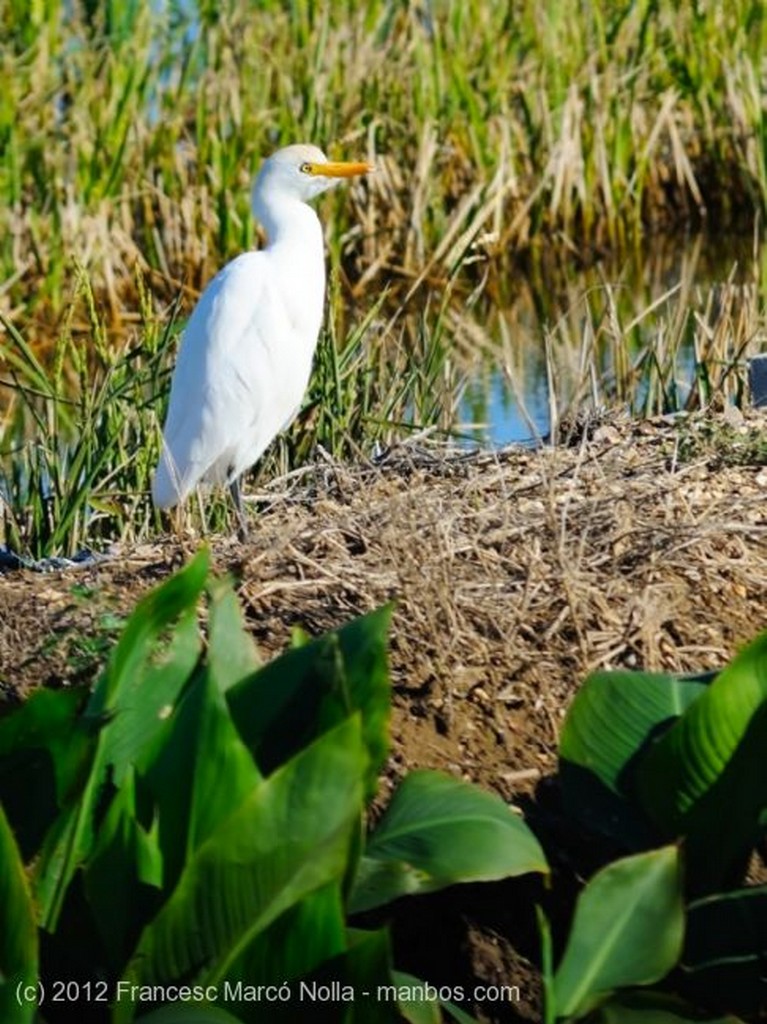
0, 686, 90, 859
348, 770, 548, 914
340, 929, 398, 1024
223, 883, 347, 1006
228, 605, 392, 796
681, 885, 767, 1015
0, 803, 38, 1024
118, 716, 368, 1015
392, 972, 481, 1024
136, 1006, 246, 1023
92, 603, 203, 787
553, 846, 684, 1019
206, 576, 260, 693
0, 310, 56, 400
398, 997, 445, 1024
308, 928, 399, 1024
217, 919, 394, 1024
559, 669, 709, 847
637, 632, 767, 889
34, 550, 208, 929
441, 1003, 482, 1024
142, 666, 262, 891
561, 670, 708, 790
88, 548, 208, 720
537, 905, 554, 1024
83, 767, 163, 969
592, 991, 742, 1023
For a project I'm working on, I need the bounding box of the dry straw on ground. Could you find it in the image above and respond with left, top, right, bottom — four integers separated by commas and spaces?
2, 410, 767, 799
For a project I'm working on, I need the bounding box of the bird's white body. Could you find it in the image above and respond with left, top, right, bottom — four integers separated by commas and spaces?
152, 144, 369, 512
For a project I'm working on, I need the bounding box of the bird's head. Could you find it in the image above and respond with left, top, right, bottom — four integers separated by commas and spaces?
252, 144, 372, 212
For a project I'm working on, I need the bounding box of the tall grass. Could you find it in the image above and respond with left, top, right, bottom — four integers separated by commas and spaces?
0, 271, 172, 555
3, 236, 764, 557
0, 0, 765, 555
0, 266, 468, 556
0, 0, 764, 336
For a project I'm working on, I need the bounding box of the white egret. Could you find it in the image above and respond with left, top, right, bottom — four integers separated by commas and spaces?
151, 143, 372, 536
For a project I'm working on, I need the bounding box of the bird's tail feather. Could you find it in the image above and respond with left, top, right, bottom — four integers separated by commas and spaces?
151, 446, 188, 509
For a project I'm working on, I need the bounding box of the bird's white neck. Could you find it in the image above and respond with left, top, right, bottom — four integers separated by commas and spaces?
255, 190, 321, 246
253, 193, 326, 334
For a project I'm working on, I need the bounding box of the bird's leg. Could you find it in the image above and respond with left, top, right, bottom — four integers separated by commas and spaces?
229, 477, 249, 541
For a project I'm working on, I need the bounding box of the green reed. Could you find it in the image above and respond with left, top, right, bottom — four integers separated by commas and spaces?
0, 263, 466, 556
1, 0, 764, 331
0, 0, 765, 554
0, 271, 172, 556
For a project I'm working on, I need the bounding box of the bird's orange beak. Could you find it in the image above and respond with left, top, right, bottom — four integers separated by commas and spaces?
305, 160, 373, 178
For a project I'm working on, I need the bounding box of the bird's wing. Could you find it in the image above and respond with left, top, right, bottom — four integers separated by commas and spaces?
152, 251, 287, 507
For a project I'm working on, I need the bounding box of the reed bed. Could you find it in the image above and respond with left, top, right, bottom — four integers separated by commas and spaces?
0, 0, 764, 334
2, 240, 766, 557
1, 0, 766, 557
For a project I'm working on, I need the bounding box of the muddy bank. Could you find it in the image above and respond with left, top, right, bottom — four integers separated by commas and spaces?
3, 409, 767, 793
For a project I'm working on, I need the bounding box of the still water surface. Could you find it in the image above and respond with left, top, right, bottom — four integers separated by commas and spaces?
454, 232, 764, 445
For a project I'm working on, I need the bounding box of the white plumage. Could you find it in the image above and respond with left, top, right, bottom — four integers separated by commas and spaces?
151, 143, 371, 530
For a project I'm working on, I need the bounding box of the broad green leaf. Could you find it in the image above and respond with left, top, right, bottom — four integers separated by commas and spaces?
296, 928, 399, 1024
207, 576, 260, 693
593, 991, 741, 1023
224, 925, 396, 1024
83, 767, 163, 970
686, 886, 767, 966
681, 885, 767, 1015
35, 550, 208, 929
223, 883, 347, 1008
93, 607, 202, 786
441, 1004, 482, 1024
88, 548, 208, 719
398, 992, 442, 1024
0, 686, 90, 859
228, 605, 392, 796
142, 667, 262, 891
118, 716, 367, 1018
559, 669, 709, 846
340, 929, 398, 1023
348, 770, 548, 914
290, 626, 312, 648
537, 903, 555, 1024
637, 632, 767, 889
392, 972, 481, 1024
136, 1006, 245, 1023
561, 670, 708, 788
553, 846, 684, 1019
0, 803, 38, 1024
32, 797, 85, 924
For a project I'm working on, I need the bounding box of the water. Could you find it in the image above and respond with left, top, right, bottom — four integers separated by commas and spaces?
454, 232, 766, 446
459, 344, 551, 445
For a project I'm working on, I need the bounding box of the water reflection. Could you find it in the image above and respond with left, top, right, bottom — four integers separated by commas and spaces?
454, 232, 766, 445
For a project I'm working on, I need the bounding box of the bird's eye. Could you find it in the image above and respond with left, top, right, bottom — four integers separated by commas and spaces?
300, 162, 313, 175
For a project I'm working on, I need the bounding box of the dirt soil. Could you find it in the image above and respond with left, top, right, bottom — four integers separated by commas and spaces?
2, 408, 767, 1021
